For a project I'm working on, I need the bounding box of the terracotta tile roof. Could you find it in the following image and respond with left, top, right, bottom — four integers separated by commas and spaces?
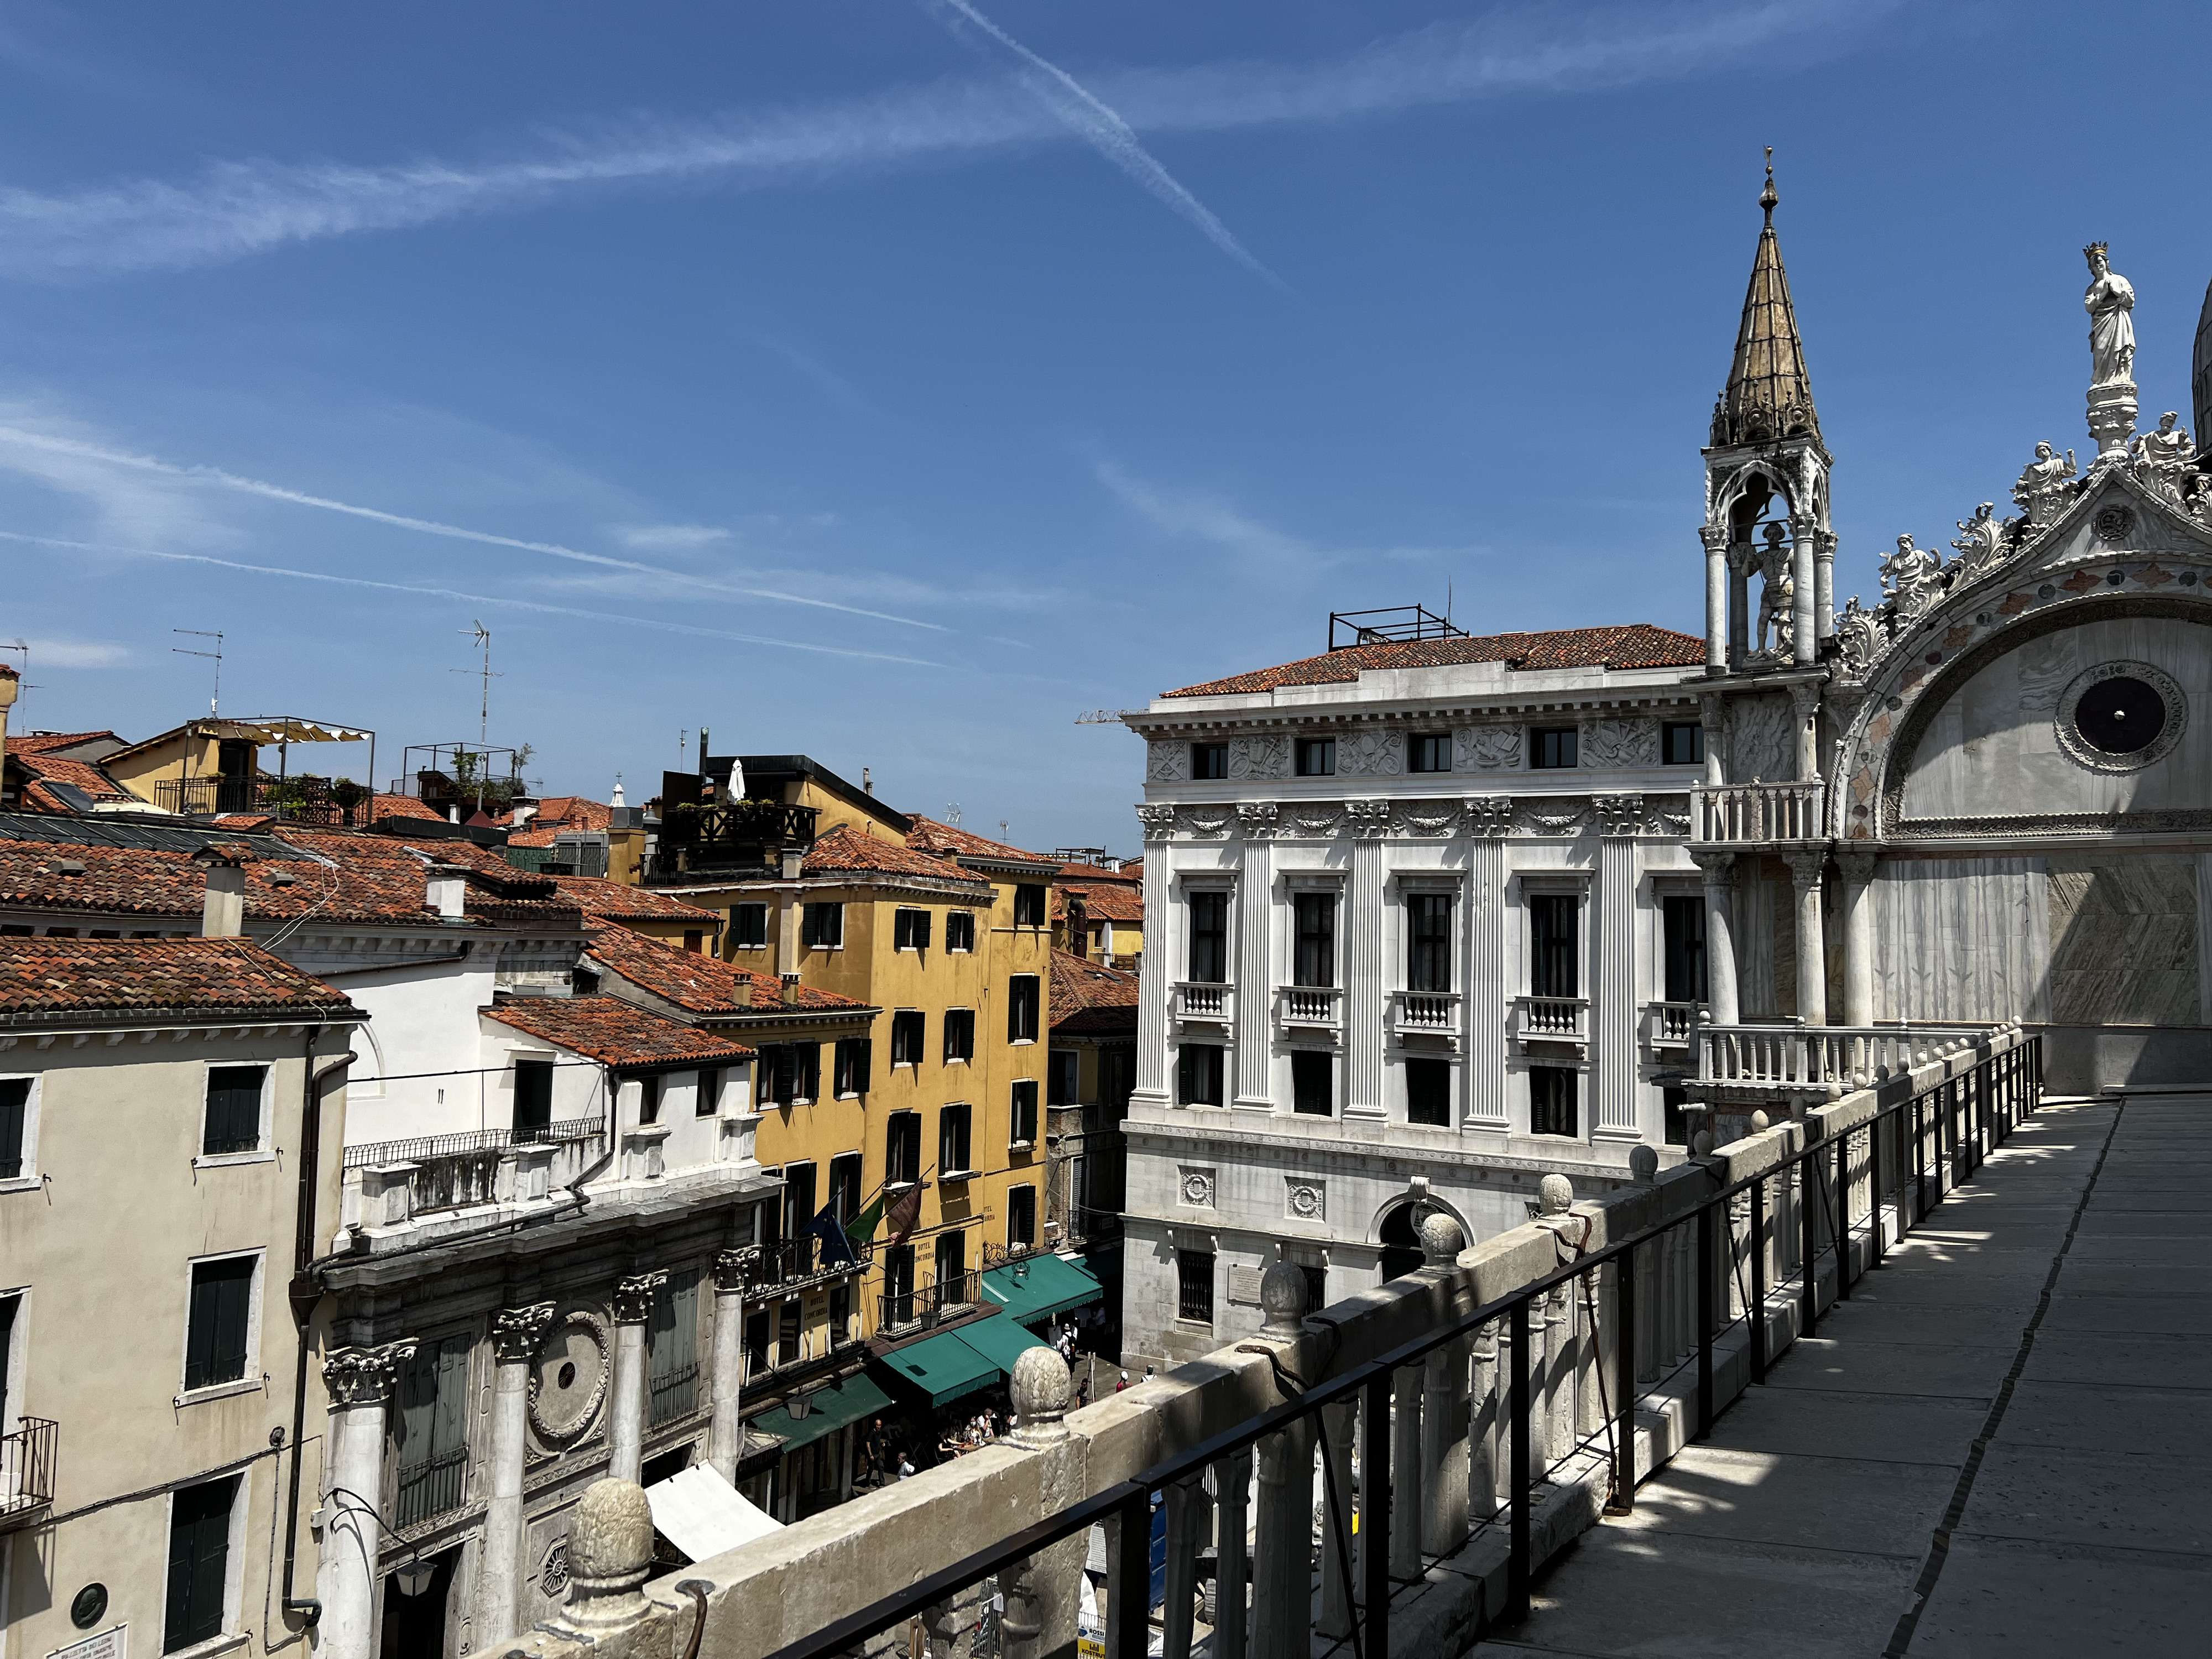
586, 922, 871, 1016
482, 994, 755, 1068
361, 793, 446, 824
14, 752, 133, 810
213, 814, 277, 831
554, 876, 718, 923
1161, 624, 1707, 698
1052, 881, 1142, 925
0, 837, 434, 924
505, 826, 561, 848
903, 816, 1057, 867
507, 795, 613, 833
0, 935, 356, 1019
8, 731, 121, 756
800, 822, 990, 889
1048, 948, 1139, 1035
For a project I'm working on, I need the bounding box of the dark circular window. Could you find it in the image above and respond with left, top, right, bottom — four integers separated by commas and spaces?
71, 1584, 109, 1629
557, 1361, 577, 1389
2074, 675, 2166, 754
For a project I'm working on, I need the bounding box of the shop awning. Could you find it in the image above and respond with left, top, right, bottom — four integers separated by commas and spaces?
873, 1330, 1000, 1406
645, 1464, 782, 1560
745, 1372, 893, 1454
957, 1313, 1049, 1374
980, 1252, 1104, 1327
199, 717, 372, 746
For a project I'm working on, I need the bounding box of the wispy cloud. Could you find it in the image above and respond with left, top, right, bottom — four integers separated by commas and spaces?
0, 1, 1893, 280
13, 636, 132, 668
614, 522, 732, 550
918, 0, 1283, 289
1093, 457, 1481, 572
0, 530, 944, 667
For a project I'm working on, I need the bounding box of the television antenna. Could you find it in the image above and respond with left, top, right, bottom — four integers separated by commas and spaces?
0, 641, 35, 717
451, 622, 499, 753
946, 802, 962, 825
173, 629, 223, 716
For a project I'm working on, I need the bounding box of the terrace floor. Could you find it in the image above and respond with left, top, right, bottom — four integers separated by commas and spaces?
1471, 1092, 2212, 1659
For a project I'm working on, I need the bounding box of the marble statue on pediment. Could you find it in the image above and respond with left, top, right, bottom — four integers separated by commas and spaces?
2133, 412, 2194, 504
1879, 533, 1942, 622
2084, 243, 2140, 458
2011, 441, 2078, 528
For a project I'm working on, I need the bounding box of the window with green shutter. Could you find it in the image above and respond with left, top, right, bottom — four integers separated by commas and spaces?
649, 1269, 701, 1425
394, 1337, 471, 1527
202, 1065, 264, 1156
164, 1475, 238, 1651
184, 1255, 255, 1390
0, 1078, 28, 1179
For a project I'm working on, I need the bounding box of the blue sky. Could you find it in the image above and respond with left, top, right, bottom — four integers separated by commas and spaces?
2, 1, 2208, 851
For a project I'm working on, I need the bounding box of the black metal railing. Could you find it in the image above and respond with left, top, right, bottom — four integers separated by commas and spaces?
750, 1236, 873, 1293
343, 1117, 603, 1170
878, 1268, 984, 1334
649, 799, 820, 882
766, 1035, 2043, 1659
154, 777, 223, 815
0, 1417, 58, 1530
393, 1446, 466, 1530
1328, 603, 1469, 651
649, 1362, 701, 1426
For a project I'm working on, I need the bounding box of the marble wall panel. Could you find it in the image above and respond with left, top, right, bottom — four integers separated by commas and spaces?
2044, 854, 2200, 1026
1873, 858, 2052, 1024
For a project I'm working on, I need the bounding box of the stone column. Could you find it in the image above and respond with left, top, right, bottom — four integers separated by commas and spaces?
1701, 526, 1728, 673
1420, 1215, 1472, 1556
1788, 682, 1822, 786
317, 1342, 415, 1659
707, 1246, 760, 1480
1696, 693, 1729, 790
1728, 546, 1751, 668
1235, 833, 1274, 1111
1464, 814, 1510, 1130
1691, 849, 1739, 1026
1134, 807, 1176, 1109
1784, 848, 1829, 1026
477, 1305, 555, 1644
1814, 529, 1837, 643
609, 1272, 665, 1485
1838, 849, 1878, 1029
1594, 800, 1641, 1138
1345, 817, 1387, 1118
1791, 521, 1816, 665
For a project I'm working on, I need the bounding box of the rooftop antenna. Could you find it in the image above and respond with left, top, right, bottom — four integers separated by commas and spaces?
946, 802, 962, 826
0, 641, 34, 719
999, 819, 1009, 841
679, 729, 688, 761
173, 629, 223, 716
451, 620, 499, 813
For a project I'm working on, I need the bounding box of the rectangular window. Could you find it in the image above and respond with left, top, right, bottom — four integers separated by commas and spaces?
513, 1058, 554, 1135
682, 930, 706, 954
1530, 727, 1579, 769
1530, 894, 1579, 998
1530, 1067, 1579, 1137
802, 902, 844, 948
754, 1045, 785, 1107
946, 911, 976, 952
1048, 1050, 1079, 1108
1014, 884, 1047, 928
943, 1009, 975, 1063
394, 1336, 471, 1527
1291, 1050, 1333, 1117
743, 1307, 771, 1379
1295, 738, 1336, 777
760, 1044, 818, 1107
698, 1068, 723, 1119
1176, 1250, 1215, 1325
783, 1162, 817, 1265
1191, 742, 1229, 780
649, 1269, 701, 1426
184, 1254, 256, 1391
1662, 895, 1709, 1005
1663, 1086, 1692, 1148
731, 902, 768, 948
202, 1065, 264, 1156
884, 1244, 915, 1310
1008, 975, 1041, 1044
1406, 1057, 1453, 1126
1010, 1078, 1039, 1145
886, 1112, 922, 1185
1661, 722, 1706, 766
0, 1078, 29, 1179
791, 1044, 820, 1104
935, 1228, 966, 1290
833, 1037, 873, 1098
828, 1152, 863, 1221
1294, 893, 1337, 988
939, 1103, 973, 1175
638, 1074, 662, 1125
1008, 1184, 1037, 1247
1176, 1045, 1224, 1108
1187, 890, 1228, 983
164, 1475, 239, 1653
894, 907, 933, 951
1409, 733, 1453, 773
1301, 1264, 1329, 1318
1407, 893, 1453, 993
891, 1010, 926, 1068
778, 1299, 801, 1367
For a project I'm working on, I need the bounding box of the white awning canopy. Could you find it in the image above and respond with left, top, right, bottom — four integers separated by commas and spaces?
644, 1464, 783, 1561
197, 717, 372, 745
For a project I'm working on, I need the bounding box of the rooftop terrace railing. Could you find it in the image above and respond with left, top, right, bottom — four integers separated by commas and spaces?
493, 1024, 2040, 1659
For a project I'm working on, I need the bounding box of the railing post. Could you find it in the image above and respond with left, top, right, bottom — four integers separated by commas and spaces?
1209, 1451, 1250, 1659
1317, 1404, 1357, 1639
1749, 1176, 1767, 1384
1800, 1151, 1819, 1336
1834, 1129, 1853, 1301
1114, 1489, 1152, 1659
1505, 1297, 1531, 1624
1613, 1239, 1637, 1514
1470, 1321, 1501, 1520
1421, 1214, 1472, 1558
1695, 1201, 1714, 1439
1390, 1362, 1423, 1582
1162, 1476, 1206, 1658
1363, 1374, 1394, 1653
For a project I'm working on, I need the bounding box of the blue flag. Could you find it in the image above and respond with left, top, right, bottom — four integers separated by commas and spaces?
809, 1203, 858, 1267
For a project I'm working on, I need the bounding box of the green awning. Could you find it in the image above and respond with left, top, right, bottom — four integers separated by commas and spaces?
746, 1372, 893, 1454
980, 1252, 1104, 1326
873, 1331, 1000, 1406
957, 1313, 1049, 1374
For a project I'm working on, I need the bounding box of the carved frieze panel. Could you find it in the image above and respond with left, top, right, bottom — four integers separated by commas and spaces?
1455, 724, 1523, 771
1230, 733, 1290, 780
1182, 807, 1235, 839
1145, 742, 1189, 784
1579, 717, 1658, 769
1517, 800, 1589, 837
1337, 729, 1403, 777
1178, 1166, 1216, 1208
1394, 801, 1460, 837
1285, 1179, 1325, 1222
1730, 695, 1796, 784
1288, 805, 1344, 838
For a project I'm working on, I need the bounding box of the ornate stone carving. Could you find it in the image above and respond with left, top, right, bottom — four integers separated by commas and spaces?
612, 1272, 666, 1326
1536, 1173, 1574, 1216
1590, 794, 1646, 837
2093, 504, 2137, 543
2053, 658, 2188, 774
1337, 729, 1402, 777
1517, 801, 1588, 837
1949, 502, 2015, 582
1235, 802, 1279, 838
1229, 733, 1290, 781
1454, 724, 1522, 771
528, 1311, 612, 1444
1730, 695, 1795, 782
1580, 717, 1658, 769
1258, 1262, 1307, 1337
1183, 807, 1234, 840
1463, 795, 1515, 837
1145, 742, 1190, 784
1009, 1347, 1073, 1448
2012, 441, 2079, 528
1879, 534, 1943, 622
1834, 595, 1887, 680
1344, 800, 1393, 837
1136, 804, 1178, 841
1394, 801, 1459, 838
1419, 1211, 1467, 1268
550, 1479, 654, 1636
492, 1303, 557, 1364
1752, 521, 1794, 657
1178, 1166, 1215, 1208
2133, 411, 2193, 486
324, 1342, 415, 1407
1285, 1179, 1325, 1222
538, 1537, 570, 1597
1288, 805, 1343, 838
712, 1246, 761, 1294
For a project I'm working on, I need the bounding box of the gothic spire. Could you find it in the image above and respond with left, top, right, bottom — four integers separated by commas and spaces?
1710, 150, 1824, 452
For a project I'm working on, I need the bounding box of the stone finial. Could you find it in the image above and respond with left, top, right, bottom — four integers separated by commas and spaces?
1627, 1145, 1660, 1185
1009, 1346, 1073, 1447
1536, 1173, 1574, 1217
554, 1479, 655, 1634
1692, 1130, 1715, 1155
1418, 1211, 1467, 1269
1258, 1261, 1308, 1337
1749, 1110, 1770, 1133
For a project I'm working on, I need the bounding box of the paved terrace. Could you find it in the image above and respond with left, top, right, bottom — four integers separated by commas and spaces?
1478, 1092, 2210, 1659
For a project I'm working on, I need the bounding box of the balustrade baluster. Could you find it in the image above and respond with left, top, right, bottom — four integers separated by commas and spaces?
1251, 1425, 1310, 1655
1391, 1364, 1423, 1580
1208, 1451, 1250, 1659
1317, 1404, 1357, 1639
1424, 1336, 1472, 1557
1161, 1477, 1206, 1659
1470, 1322, 1501, 1519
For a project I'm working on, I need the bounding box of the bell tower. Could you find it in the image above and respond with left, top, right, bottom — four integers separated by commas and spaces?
1700, 154, 1834, 672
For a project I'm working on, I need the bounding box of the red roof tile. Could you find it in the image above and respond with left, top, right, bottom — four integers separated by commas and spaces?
554, 876, 718, 924
361, 793, 446, 825
1053, 881, 1142, 925
0, 838, 435, 925
1048, 948, 1139, 1035
800, 822, 989, 889
482, 995, 755, 1068
903, 816, 1057, 867
0, 935, 356, 1019
13, 752, 133, 807
586, 923, 871, 1016
1161, 624, 1706, 698
507, 795, 613, 833
8, 731, 121, 756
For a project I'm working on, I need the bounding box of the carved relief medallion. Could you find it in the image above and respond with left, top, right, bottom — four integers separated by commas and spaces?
2054, 659, 2187, 773
1285, 1180, 1325, 1222
527, 1310, 612, 1445
1178, 1167, 1216, 1208
1145, 742, 1191, 784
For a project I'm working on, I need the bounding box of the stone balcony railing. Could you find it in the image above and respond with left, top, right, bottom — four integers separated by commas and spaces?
1643, 999, 1699, 1050
490, 1028, 2043, 1659
1512, 993, 1589, 1052
1391, 988, 1462, 1043
1277, 983, 1344, 1034
1693, 1018, 1986, 1109
1170, 980, 1232, 1029
1689, 780, 1824, 843
340, 1118, 607, 1228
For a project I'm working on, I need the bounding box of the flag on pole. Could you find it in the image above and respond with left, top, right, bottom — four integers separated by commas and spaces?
886, 1182, 925, 1247
844, 1191, 887, 1251
809, 1203, 858, 1268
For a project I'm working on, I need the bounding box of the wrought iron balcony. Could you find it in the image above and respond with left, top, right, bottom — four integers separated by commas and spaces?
0, 1417, 56, 1533
878, 1269, 983, 1335
649, 799, 820, 882
1690, 780, 1825, 844
343, 1118, 606, 1224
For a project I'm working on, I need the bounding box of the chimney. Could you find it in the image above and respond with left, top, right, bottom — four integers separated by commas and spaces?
1065, 888, 1089, 957
862, 767, 873, 796
0, 664, 15, 808
193, 844, 248, 938
424, 863, 469, 921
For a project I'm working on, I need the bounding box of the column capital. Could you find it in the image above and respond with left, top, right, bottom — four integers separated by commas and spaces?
1590, 794, 1646, 838
1835, 846, 1880, 884
1688, 846, 1736, 877
712, 1246, 761, 1294
324, 1340, 415, 1407
1699, 523, 1729, 553
1786, 679, 1824, 718
612, 1271, 667, 1325
1462, 795, 1515, 838
1136, 804, 1178, 842
492, 1302, 557, 1363
1781, 844, 1830, 891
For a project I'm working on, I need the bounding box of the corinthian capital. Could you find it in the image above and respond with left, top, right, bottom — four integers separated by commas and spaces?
712, 1247, 761, 1294
612, 1271, 667, 1325
323, 1340, 416, 1407
492, 1302, 557, 1363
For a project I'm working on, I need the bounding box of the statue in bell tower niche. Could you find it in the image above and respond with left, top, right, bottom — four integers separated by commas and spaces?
2011, 440, 2078, 527
2085, 243, 2136, 387
1752, 520, 1793, 658
1879, 533, 1942, 621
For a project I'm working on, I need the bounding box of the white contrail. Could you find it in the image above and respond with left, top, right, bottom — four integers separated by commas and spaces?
919, 0, 1284, 289
0, 422, 948, 632
0, 529, 945, 666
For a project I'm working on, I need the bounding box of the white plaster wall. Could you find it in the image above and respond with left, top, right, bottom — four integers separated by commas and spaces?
477, 1018, 608, 1134
340, 947, 503, 1144
1872, 859, 2051, 1024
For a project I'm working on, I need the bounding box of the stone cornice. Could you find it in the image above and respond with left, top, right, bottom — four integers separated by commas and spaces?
1126, 688, 1708, 737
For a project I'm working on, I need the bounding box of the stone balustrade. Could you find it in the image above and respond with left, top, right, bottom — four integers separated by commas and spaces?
486, 1024, 2040, 1659
1689, 779, 1824, 843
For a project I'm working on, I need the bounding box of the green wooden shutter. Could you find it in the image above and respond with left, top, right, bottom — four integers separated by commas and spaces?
432, 1339, 469, 1463
0, 1079, 28, 1178
185, 1257, 255, 1390
164, 1476, 236, 1650
203, 1066, 264, 1155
